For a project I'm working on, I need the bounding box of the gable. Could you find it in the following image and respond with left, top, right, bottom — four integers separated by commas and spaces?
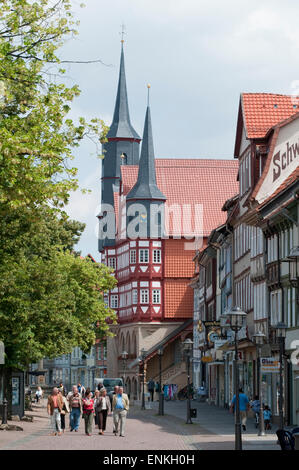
256, 116, 299, 204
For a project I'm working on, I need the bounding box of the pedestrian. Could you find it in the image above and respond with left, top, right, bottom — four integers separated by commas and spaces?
58, 381, 67, 397
77, 382, 86, 396
35, 386, 43, 403
94, 390, 100, 427
112, 386, 129, 437
263, 405, 272, 430
111, 385, 119, 433
96, 388, 111, 435
230, 387, 250, 431
58, 389, 70, 433
82, 389, 94, 436
68, 385, 83, 432
47, 387, 64, 436
147, 378, 155, 402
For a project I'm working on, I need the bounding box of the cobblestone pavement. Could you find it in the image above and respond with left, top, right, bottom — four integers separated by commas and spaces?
0, 398, 282, 450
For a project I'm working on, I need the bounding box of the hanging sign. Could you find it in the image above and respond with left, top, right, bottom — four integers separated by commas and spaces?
260, 357, 280, 373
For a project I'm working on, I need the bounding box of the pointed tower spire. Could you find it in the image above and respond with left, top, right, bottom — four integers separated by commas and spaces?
126, 95, 166, 201
107, 42, 140, 139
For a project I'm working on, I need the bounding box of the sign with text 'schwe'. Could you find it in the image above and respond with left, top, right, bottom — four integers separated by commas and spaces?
256, 119, 299, 204
260, 357, 280, 373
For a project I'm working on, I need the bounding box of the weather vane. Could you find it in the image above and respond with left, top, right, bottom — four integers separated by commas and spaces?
120, 23, 126, 43
147, 83, 151, 106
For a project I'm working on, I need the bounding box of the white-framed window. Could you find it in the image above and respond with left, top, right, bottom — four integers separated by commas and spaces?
132, 289, 138, 304
152, 289, 161, 304
140, 289, 149, 304
130, 249, 136, 264
139, 249, 149, 263
270, 290, 282, 326
153, 249, 161, 264
108, 257, 116, 269
110, 294, 118, 309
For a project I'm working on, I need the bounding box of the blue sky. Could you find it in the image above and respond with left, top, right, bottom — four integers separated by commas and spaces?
62, 0, 299, 259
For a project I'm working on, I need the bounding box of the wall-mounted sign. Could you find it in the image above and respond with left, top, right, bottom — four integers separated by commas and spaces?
203, 321, 220, 328
256, 120, 299, 204
260, 357, 280, 373
201, 356, 213, 363
12, 377, 20, 406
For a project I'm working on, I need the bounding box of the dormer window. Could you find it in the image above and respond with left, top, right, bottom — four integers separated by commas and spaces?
240, 150, 251, 196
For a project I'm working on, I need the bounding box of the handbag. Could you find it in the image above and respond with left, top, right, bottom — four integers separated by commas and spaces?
60, 410, 66, 415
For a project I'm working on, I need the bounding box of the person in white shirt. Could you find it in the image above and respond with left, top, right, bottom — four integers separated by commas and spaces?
95, 388, 111, 435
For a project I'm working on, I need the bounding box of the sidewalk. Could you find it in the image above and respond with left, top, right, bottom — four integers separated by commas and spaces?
0, 397, 283, 450
136, 398, 281, 450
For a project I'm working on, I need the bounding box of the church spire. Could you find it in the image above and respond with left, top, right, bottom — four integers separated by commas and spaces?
126, 97, 166, 201
107, 42, 140, 140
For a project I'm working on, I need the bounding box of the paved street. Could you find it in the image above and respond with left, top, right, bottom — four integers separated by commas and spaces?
0, 398, 281, 451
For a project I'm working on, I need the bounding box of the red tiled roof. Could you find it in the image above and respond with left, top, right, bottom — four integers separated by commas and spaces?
120, 159, 239, 237
242, 93, 299, 139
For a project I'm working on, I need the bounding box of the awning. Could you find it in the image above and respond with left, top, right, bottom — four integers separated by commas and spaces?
127, 319, 193, 369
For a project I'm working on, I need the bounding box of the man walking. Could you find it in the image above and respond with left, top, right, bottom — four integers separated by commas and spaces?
111, 385, 119, 434
147, 378, 155, 402
230, 387, 250, 431
112, 386, 129, 437
68, 385, 83, 432
47, 387, 64, 436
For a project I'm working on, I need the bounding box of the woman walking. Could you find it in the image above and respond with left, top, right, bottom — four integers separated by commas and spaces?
58, 389, 70, 433
96, 388, 111, 435
82, 389, 94, 436
94, 389, 100, 427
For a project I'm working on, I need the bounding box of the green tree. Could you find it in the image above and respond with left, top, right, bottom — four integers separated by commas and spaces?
0, 1, 115, 413
0, 0, 108, 212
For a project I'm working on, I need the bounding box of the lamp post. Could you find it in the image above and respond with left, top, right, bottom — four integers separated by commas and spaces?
140, 348, 147, 410
121, 351, 128, 390
252, 331, 266, 436
158, 347, 164, 416
182, 338, 193, 424
275, 322, 287, 429
225, 307, 246, 451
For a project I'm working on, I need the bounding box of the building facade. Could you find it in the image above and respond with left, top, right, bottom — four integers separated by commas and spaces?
98, 43, 239, 398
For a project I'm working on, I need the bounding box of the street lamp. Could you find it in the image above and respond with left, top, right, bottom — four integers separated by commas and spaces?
158, 347, 164, 416
140, 348, 147, 410
182, 338, 193, 424
121, 351, 128, 391
252, 331, 266, 436
225, 306, 247, 451
275, 322, 287, 429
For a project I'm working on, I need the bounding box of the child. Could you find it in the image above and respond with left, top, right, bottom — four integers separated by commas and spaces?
263, 405, 272, 430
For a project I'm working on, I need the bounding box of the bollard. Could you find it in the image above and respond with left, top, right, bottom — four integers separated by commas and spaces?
293, 433, 299, 451
2, 398, 8, 425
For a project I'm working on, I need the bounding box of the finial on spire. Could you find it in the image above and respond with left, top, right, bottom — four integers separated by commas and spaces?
147, 84, 151, 106
120, 23, 126, 44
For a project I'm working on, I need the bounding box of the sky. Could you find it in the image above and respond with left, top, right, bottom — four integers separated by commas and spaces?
62, 0, 299, 259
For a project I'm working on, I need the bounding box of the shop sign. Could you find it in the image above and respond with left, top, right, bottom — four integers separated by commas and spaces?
203, 321, 220, 327
214, 340, 227, 350
201, 356, 213, 363
260, 357, 280, 373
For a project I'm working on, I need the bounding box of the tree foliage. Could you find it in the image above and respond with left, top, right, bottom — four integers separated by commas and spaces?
0, 1, 116, 370
0, 0, 108, 212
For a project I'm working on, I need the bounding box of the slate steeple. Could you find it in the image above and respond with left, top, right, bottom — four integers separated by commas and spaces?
107, 43, 140, 140
126, 103, 166, 201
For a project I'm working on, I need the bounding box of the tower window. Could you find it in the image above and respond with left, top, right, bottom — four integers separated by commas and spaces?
153, 249, 161, 263
110, 295, 118, 309
130, 249, 136, 264
140, 289, 149, 304
108, 257, 116, 270
152, 289, 161, 304
139, 249, 149, 263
